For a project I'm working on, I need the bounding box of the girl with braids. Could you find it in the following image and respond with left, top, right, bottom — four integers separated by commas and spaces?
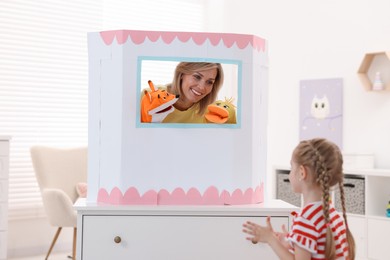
242, 138, 355, 260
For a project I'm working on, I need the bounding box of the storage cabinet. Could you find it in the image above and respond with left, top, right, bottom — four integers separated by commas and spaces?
75, 199, 297, 260
367, 217, 390, 259
276, 170, 301, 207
334, 174, 365, 215
0, 137, 10, 260
347, 215, 366, 259
275, 166, 390, 260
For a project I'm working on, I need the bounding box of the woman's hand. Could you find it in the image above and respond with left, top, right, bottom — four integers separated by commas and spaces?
242, 216, 275, 244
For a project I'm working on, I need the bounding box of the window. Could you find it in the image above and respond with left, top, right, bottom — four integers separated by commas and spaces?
0, 0, 205, 219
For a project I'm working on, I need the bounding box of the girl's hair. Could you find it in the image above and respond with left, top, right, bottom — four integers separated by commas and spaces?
293, 138, 355, 260
167, 62, 224, 115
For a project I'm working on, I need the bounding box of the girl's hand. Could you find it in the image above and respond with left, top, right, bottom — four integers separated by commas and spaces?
242, 216, 275, 244
274, 224, 291, 249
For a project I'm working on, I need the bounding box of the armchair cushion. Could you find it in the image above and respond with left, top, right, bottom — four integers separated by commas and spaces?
42, 188, 77, 227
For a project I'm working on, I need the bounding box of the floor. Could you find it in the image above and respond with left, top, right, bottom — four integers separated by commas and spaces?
9, 252, 71, 260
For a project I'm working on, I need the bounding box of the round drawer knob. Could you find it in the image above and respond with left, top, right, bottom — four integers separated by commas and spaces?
114, 236, 122, 244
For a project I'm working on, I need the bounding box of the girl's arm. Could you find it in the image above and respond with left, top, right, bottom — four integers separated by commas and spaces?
242, 216, 311, 260
267, 233, 311, 260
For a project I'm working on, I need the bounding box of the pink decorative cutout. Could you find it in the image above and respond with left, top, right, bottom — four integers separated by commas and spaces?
203, 186, 224, 205
186, 187, 203, 205
123, 188, 157, 205
159, 188, 185, 205
97, 183, 264, 205
97, 188, 110, 204
99, 30, 266, 52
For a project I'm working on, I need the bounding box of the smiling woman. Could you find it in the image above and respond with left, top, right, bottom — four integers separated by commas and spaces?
139, 60, 239, 126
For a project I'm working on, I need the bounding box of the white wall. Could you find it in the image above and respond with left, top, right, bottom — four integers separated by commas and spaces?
206, 0, 390, 198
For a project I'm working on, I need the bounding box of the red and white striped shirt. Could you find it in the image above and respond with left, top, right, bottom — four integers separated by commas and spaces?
287, 201, 349, 260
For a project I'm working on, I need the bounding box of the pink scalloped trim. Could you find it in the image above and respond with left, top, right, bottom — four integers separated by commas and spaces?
99, 30, 266, 52
97, 183, 264, 205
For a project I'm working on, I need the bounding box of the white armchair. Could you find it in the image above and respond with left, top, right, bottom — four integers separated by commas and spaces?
30, 146, 87, 260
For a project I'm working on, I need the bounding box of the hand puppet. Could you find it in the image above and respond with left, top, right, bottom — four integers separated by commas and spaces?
205, 97, 237, 124
141, 80, 179, 123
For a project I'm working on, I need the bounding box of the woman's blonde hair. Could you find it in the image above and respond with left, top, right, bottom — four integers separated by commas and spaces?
167, 62, 224, 115
293, 138, 355, 260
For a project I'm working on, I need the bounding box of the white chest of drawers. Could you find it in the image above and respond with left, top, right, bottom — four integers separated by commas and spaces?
75, 199, 296, 260
0, 136, 10, 260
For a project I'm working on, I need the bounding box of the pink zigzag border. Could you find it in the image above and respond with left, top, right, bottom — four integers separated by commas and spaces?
97, 183, 264, 205
99, 30, 266, 52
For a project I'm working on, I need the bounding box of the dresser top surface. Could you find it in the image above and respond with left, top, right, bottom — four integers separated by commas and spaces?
74, 198, 298, 216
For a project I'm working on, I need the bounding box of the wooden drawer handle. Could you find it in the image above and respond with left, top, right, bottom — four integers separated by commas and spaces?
114, 236, 122, 244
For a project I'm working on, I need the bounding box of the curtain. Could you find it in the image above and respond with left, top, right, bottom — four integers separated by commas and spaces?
0, 0, 205, 219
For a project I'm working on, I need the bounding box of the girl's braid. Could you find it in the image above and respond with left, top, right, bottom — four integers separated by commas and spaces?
310, 141, 336, 259
338, 179, 348, 228
313, 148, 331, 225
339, 178, 356, 259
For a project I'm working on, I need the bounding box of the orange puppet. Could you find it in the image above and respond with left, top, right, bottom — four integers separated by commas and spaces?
140, 80, 179, 123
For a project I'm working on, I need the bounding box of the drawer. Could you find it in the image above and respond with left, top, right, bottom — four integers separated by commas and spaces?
0, 157, 9, 180
0, 203, 8, 230
367, 218, 390, 260
347, 216, 366, 259
0, 142, 9, 156
0, 231, 6, 260
0, 181, 8, 202
276, 172, 301, 207
334, 175, 365, 215
81, 215, 289, 260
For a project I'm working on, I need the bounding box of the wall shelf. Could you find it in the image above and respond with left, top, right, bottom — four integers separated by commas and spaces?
357, 51, 390, 91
